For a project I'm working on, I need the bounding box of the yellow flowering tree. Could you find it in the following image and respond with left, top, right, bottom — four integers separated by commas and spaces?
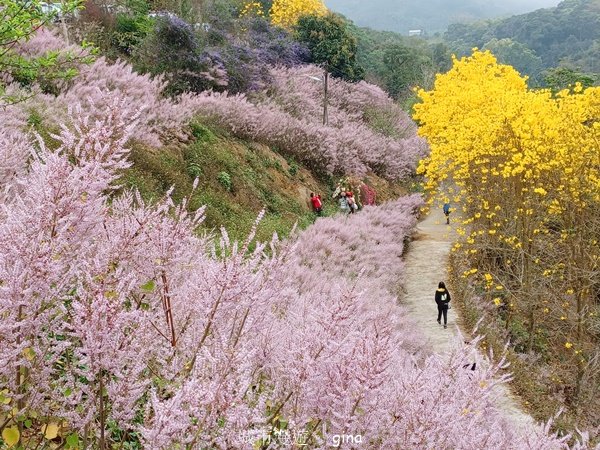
269, 0, 327, 29
415, 49, 600, 417
241, 0, 327, 30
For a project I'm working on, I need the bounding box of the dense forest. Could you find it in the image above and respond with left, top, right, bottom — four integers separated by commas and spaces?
350, 26, 452, 101
445, 0, 600, 83
324, 0, 559, 33
341, 0, 599, 96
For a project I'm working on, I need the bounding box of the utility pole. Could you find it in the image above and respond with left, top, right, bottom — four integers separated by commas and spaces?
304, 69, 329, 125
323, 67, 329, 126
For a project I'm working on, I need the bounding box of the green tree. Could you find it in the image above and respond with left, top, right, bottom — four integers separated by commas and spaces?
0, 0, 84, 103
382, 43, 432, 99
295, 12, 364, 82
431, 42, 452, 73
542, 66, 597, 92
483, 38, 543, 83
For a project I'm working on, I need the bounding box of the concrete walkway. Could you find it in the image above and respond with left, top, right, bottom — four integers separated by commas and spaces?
401, 207, 534, 429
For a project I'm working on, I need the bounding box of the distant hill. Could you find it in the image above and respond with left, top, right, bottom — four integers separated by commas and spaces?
445, 0, 600, 80
324, 0, 560, 34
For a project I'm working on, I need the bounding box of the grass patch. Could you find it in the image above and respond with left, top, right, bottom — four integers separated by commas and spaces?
120, 125, 332, 243
119, 123, 408, 247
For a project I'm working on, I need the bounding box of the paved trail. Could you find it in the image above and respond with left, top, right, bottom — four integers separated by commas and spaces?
401, 208, 534, 429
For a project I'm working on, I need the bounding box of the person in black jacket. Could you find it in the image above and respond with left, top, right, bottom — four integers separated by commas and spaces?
435, 281, 451, 328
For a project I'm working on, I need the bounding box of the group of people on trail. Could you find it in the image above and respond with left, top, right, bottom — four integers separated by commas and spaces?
337, 190, 359, 214
310, 178, 376, 217
332, 177, 373, 215
309, 190, 360, 216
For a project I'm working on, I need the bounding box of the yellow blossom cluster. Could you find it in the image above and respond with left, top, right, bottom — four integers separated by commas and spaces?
267, 0, 327, 28
461, 268, 478, 278
416, 51, 600, 222
415, 49, 600, 288
240, 1, 265, 17
415, 50, 600, 396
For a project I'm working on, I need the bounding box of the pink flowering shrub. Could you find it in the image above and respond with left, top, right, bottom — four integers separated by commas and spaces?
17, 30, 426, 180
180, 65, 428, 180
16, 30, 189, 146
183, 90, 427, 180
15, 28, 77, 56
265, 65, 428, 177
32, 57, 192, 146
0, 100, 593, 448
283, 195, 422, 300
267, 65, 410, 133
182, 65, 429, 180
0, 106, 31, 203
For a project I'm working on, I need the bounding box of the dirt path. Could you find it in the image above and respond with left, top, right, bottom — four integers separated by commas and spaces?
401, 207, 535, 429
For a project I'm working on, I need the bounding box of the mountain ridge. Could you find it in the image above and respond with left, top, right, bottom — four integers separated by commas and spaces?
324, 0, 560, 33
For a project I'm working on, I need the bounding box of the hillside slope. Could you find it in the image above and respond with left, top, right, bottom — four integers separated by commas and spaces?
121, 123, 407, 243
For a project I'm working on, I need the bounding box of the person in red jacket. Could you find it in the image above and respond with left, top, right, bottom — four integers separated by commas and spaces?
310, 192, 323, 216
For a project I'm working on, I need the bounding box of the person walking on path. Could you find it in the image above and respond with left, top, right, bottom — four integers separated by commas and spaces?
435, 281, 451, 328
310, 192, 323, 216
443, 202, 451, 224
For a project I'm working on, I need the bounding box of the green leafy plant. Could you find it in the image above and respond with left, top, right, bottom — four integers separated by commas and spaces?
111, 14, 154, 55
217, 171, 232, 191
187, 162, 202, 178
0, 0, 89, 104
295, 12, 364, 82
288, 161, 299, 177
190, 123, 216, 142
